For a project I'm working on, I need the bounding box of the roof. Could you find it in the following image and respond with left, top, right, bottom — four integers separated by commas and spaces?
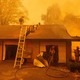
0, 25, 20, 39
27, 24, 72, 39
0, 24, 72, 40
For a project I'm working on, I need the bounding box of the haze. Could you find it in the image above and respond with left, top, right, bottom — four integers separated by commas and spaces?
22, 0, 80, 24
22, 0, 80, 36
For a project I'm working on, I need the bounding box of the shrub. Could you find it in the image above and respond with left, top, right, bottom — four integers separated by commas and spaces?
67, 60, 80, 72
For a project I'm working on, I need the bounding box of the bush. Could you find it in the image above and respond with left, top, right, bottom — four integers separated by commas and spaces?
67, 60, 80, 72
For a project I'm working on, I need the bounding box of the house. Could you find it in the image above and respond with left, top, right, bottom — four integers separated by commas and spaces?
0, 24, 74, 64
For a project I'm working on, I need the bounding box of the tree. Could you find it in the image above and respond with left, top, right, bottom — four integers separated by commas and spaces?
41, 4, 61, 24
0, 0, 28, 25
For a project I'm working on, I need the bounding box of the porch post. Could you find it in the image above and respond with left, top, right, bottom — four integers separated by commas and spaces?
66, 41, 71, 64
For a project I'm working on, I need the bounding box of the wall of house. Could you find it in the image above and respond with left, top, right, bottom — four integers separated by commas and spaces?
39, 41, 66, 63
2, 40, 34, 61
25, 40, 67, 63
2, 40, 39, 61
1, 40, 69, 64
25, 40, 40, 59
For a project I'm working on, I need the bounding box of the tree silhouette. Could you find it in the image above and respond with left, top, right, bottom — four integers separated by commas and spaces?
41, 4, 61, 24
0, 0, 28, 25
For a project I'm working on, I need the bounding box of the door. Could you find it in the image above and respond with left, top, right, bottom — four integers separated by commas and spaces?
45, 45, 59, 65
5, 45, 17, 60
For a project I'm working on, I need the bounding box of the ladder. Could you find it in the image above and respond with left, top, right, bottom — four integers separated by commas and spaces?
14, 25, 27, 68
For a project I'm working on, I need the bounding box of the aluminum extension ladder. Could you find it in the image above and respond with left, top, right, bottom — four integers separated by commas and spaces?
14, 25, 27, 68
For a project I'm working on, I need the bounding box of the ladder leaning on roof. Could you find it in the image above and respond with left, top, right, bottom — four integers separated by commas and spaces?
14, 25, 27, 68
13, 24, 39, 68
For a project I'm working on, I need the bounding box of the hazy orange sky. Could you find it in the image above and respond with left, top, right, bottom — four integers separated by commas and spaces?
22, 0, 80, 59
22, 0, 80, 24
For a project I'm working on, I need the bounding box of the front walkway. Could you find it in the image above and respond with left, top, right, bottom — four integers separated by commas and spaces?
0, 60, 80, 80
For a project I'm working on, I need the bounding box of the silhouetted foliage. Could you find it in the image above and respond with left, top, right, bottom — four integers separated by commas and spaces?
41, 4, 61, 24
0, 0, 28, 25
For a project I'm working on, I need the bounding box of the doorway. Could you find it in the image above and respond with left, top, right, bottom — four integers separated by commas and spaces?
72, 41, 80, 61
5, 45, 17, 60
46, 45, 59, 65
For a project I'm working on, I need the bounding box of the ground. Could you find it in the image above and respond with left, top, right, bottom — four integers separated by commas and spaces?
0, 60, 80, 80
